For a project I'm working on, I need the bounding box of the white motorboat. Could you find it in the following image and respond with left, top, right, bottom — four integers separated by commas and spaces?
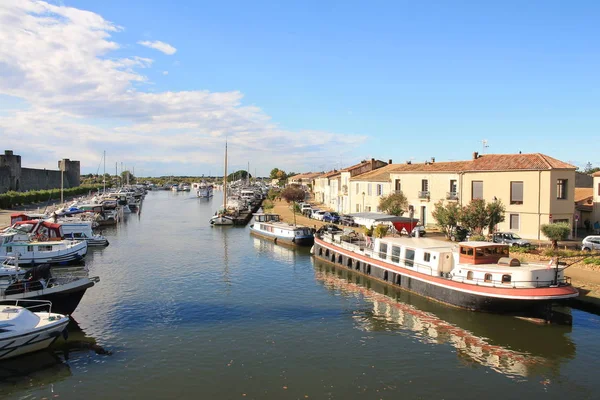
53, 220, 109, 247
249, 213, 314, 246
0, 301, 69, 360
0, 220, 87, 265
194, 181, 214, 198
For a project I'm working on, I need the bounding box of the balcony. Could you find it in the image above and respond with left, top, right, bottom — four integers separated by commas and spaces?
446, 191, 459, 200
418, 191, 430, 199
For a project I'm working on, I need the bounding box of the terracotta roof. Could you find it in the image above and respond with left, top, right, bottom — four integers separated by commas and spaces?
575, 188, 593, 203
349, 154, 575, 180
289, 172, 322, 181
320, 170, 341, 179
351, 164, 406, 181
593, 171, 600, 177
468, 153, 576, 171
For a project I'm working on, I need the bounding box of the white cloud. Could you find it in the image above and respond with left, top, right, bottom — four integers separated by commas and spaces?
0, 1, 366, 176
162, 71, 169, 75
137, 40, 177, 55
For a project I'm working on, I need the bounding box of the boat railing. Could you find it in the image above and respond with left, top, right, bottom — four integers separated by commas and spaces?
0, 299, 54, 313
450, 274, 571, 288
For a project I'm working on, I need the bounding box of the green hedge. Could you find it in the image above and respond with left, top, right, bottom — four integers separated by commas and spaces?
0, 184, 110, 209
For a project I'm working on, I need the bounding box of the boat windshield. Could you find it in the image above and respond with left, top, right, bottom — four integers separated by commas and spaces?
13, 223, 35, 233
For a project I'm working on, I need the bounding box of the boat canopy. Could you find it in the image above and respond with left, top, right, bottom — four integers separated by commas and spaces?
348, 212, 419, 231
458, 242, 509, 265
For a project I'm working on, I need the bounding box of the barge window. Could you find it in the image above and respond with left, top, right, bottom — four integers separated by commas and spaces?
502, 274, 511, 283
423, 252, 431, 262
38, 245, 53, 252
5, 246, 12, 253
405, 248, 415, 267
484, 273, 493, 283
460, 247, 474, 256
391, 246, 401, 263
475, 248, 484, 257
467, 271, 473, 280
379, 243, 388, 260
27, 246, 33, 252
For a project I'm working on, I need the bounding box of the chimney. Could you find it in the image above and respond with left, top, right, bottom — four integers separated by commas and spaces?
473, 152, 479, 160
5, 150, 13, 156
388, 159, 392, 164
431, 157, 435, 163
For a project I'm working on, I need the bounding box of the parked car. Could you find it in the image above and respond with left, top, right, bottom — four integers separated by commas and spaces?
322, 212, 340, 223
311, 210, 327, 221
581, 235, 600, 251
410, 225, 426, 237
300, 203, 313, 216
448, 226, 470, 242
492, 232, 531, 247
339, 215, 357, 227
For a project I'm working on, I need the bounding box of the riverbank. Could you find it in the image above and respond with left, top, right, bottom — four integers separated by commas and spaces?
271, 198, 600, 313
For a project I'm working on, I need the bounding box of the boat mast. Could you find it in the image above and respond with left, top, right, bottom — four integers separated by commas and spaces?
223, 140, 228, 210
103, 150, 106, 194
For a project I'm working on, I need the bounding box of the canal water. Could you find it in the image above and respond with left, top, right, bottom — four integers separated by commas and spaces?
1, 190, 600, 399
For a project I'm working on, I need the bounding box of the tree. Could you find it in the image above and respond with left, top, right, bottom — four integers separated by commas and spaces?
432, 200, 461, 238
120, 170, 135, 184
460, 199, 489, 235
269, 168, 280, 179
541, 222, 571, 250
486, 199, 506, 234
280, 184, 305, 225
227, 170, 250, 182
583, 162, 600, 175
378, 192, 408, 216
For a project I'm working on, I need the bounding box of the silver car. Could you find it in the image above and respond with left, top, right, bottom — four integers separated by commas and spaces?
492, 232, 531, 247
581, 236, 600, 251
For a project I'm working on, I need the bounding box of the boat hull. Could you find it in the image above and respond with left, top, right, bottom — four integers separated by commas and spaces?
0, 318, 69, 360
313, 239, 577, 316
210, 216, 235, 225
250, 226, 314, 246
2, 279, 97, 315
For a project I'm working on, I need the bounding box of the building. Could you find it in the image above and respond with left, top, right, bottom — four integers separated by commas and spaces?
0, 150, 81, 194
593, 172, 600, 230
287, 172, 322, 189
333, 152, 576, 240
574, 188, 593, 231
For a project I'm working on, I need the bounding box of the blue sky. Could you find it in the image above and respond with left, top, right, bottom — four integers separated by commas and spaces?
1, 1, 598, 176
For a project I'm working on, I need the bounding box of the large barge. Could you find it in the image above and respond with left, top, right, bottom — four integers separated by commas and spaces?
311, 230, 578, 322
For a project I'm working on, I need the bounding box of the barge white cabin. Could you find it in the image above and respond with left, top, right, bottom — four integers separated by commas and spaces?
250, 213, 314, 246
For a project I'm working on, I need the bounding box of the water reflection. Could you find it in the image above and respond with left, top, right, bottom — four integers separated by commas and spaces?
252, 237, 308, 263
313, 260, 576, 379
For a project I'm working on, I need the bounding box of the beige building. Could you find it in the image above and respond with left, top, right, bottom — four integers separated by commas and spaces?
288, 172, 322, 188
342, 153, 576, 240
337, 159, 388, 214
593, 172, 600, 230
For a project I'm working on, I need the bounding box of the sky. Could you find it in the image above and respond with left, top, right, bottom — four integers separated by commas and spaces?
0, 0, 598, 177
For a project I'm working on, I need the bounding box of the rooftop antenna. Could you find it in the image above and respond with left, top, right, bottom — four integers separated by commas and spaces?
482, 139, 489, 154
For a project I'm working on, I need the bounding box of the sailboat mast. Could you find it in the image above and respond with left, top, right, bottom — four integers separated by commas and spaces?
223, 140, 228, 210
103, 150, 106, 194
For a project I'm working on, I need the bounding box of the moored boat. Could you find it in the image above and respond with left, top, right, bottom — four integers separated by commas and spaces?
0, 301, 69, 360
250, 213, 314, 246
1, 221, 87, 265
311, 232, 578, 321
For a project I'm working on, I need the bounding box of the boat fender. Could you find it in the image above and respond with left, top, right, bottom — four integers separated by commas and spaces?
62, 328, 69, 340
292, 237, 296, 244
274, 237, 277, 244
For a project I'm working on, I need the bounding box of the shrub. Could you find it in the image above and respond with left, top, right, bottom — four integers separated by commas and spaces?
363, 226, 374, 237
374, 225, 389, 238
468, 234, 486, 242
262, 199, 274, 211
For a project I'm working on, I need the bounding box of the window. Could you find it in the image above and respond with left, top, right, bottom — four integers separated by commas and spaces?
356, 183, 359, 194
502, 274, 512, 283
510, 214, 520, 230
450, 179, 457, 193
379, 243, 388, 260
27, 246, 33, 252
423, 252, 431, 262
405, 248, 415, 267
356, 204, 360, 212
367, 184, 372, 196
365, 206, 371, 212
467, 271, 474, 280
391, 246, 401, 263
395, 179, 401, 191
38, 245, 53, 252
472, 181, 483, 200
5, 246, 12, 253
556, 179, 568, 199
510, 181, 523, 204
598, 183, 600, 196
421, 179, 429, 192
377, 184, 383, 196
484, 273, 493, 282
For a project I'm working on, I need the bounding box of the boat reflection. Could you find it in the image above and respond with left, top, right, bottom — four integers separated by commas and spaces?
252, 236, 310, 262
313, 260, 576, 379
0, 319, 111, 394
